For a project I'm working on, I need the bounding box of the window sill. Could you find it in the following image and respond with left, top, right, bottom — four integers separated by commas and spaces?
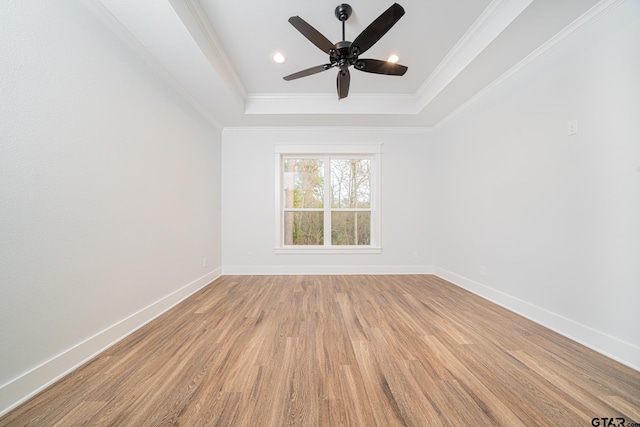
275, 246, 382, 255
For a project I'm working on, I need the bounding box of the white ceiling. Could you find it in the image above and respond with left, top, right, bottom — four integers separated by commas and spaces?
84, 0, 614, 129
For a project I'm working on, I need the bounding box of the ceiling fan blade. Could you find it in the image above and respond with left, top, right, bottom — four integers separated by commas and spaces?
283, 64, 332, 81
337, 68, 350, 99
288, 16, 335, 55
350, 3, 405, 56
355, 59, 408, 76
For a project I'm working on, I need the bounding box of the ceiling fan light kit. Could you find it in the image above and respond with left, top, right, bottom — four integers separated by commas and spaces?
284, 3, 408, 100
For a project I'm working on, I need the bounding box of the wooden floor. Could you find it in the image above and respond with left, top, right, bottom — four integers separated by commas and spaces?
2, 275, 639, 426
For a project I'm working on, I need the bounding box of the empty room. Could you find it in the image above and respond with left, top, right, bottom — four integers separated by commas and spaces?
1, 0, 639, 425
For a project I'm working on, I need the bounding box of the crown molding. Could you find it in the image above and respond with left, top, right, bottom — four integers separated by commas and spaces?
433, 0, 626, 129
414, 0, 533, 111
245, 93, 418, 115
80, 0, 223, 130
222, 125, 431, 135
176, 0, 247, 103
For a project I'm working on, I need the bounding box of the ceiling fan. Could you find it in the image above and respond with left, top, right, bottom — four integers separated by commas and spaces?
284, 3, 408, 100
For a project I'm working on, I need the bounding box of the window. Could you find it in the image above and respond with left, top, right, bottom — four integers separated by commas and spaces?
275, 145, 381, 253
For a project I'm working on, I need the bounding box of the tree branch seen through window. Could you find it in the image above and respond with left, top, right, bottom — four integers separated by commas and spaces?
282, 156, 372, 246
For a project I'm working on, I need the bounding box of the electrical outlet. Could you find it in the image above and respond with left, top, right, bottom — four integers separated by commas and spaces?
480, 266, 486, 276
567, 119, 578, 136
412, 251, 418, 259
202, 257, 207, 267
247, 251, 253, 259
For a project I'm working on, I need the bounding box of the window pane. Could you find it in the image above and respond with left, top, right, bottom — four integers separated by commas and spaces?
331, 211, 371, 245
331, 159, 370, 208
284, 211, 324, 245
283, 159, 324, 208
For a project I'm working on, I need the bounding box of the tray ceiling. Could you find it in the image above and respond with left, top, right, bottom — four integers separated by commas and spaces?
82, 0, 616, 128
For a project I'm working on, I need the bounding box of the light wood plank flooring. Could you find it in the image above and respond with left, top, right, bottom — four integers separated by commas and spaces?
2, 275, 639, 426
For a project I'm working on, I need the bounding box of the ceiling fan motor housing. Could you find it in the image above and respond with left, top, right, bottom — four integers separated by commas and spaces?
333, 40, 356, 68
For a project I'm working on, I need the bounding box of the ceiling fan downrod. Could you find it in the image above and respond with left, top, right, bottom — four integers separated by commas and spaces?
335, 3, 352, 41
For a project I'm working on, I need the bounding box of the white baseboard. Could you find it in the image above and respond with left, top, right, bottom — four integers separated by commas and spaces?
0, 268, 222, 417
222, 265, 435, 275
433, 267, 640, 372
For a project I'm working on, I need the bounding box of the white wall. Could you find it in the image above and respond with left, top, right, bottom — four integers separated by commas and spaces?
222, 128, 434, 274
0, 0, 222, 414
430, 0, 640, 369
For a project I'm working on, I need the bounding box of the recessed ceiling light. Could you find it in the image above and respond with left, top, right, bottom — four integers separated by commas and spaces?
387, 54, 400, 63
272, 52, 287, 64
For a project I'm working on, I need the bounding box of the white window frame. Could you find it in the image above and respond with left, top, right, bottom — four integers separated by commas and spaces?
275, 144, 382, 254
